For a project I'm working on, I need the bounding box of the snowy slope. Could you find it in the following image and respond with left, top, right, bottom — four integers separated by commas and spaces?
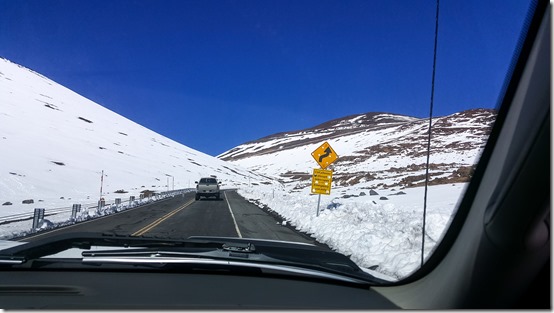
0, 58, 272, 215
0, 57, 496, 281
219, 91, 496, 280
219, 109, 495, 189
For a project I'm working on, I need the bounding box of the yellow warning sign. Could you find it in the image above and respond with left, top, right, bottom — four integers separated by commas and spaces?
311, 168, 333, 195
311, 141, 338, 169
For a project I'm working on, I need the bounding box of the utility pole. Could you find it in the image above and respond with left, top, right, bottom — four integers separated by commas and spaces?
99, 170, 104, 200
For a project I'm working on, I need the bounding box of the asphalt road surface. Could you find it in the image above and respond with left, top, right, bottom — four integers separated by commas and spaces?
20, 190, 318, 245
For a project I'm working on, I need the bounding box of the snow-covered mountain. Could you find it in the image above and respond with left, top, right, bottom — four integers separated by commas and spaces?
0, 57, 497, 280
219, 109, 496, 191
218, 109, 496, 278
217, 107, 495, 279
0, 58, 272, 214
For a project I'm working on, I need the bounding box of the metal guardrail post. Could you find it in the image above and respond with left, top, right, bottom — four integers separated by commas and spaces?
71, 204, 81, 221
32, 208, 45, 231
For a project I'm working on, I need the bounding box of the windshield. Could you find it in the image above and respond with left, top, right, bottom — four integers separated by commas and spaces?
199, 178, 217, 184
0, 0, 535, 282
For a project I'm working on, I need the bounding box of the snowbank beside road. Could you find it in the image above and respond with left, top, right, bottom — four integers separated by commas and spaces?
238, 182, 465, 279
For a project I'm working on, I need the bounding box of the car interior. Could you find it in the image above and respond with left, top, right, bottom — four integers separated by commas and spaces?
0, 0, 550, 310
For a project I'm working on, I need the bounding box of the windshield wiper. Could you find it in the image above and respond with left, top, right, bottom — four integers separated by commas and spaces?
0, 232, 388, 285
0, 255, 25, 265
80, 247, 374, 285
0, 232, 215, 261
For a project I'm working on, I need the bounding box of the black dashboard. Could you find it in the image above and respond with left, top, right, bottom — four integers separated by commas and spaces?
0, 269, 398, 309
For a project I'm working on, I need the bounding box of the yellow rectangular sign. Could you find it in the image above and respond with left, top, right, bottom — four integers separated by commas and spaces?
311, 168, 333, 195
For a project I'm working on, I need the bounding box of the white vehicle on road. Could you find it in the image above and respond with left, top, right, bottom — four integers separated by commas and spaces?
195, 177, 221, 200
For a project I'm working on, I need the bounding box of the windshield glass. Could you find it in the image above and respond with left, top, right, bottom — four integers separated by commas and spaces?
0, 0, 535, 282
199, 178, 217, 184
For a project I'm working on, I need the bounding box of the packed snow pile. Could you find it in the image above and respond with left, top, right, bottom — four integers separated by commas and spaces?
238, 181, 466, 279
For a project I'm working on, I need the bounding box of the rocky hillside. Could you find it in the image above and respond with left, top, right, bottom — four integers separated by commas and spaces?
219, 109, 496, 191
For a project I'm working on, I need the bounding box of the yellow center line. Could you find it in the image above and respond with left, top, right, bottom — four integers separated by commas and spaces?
131, 199, 195, 236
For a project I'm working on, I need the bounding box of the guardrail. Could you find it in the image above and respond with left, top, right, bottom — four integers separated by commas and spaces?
1, 189, 195, 237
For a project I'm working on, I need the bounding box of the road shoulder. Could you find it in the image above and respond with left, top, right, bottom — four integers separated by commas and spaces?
224, 190, 331, 250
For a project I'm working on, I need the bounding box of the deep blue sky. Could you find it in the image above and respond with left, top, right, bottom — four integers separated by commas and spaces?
1, 0, 532, 155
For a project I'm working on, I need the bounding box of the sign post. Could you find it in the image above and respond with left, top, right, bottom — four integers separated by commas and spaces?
310, 142, 338, 216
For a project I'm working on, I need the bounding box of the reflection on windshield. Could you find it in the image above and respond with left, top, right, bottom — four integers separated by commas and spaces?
0, 0, 532, 281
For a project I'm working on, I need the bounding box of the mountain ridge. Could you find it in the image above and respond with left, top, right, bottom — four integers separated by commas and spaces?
219, 108, 496, 191
0, 57, 494, 278
1, 55, 495, 213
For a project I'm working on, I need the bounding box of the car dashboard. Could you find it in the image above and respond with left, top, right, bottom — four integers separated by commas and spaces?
0, 268, 398, 309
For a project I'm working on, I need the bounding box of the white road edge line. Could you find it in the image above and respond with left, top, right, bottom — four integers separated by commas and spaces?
224, 191, 242, 238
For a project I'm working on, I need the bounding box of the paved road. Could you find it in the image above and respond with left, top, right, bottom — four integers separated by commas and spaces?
20, 190, 318, 246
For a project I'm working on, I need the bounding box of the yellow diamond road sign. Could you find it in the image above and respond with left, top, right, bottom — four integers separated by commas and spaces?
311, 168, 333, 195
311, 141, 338, 169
